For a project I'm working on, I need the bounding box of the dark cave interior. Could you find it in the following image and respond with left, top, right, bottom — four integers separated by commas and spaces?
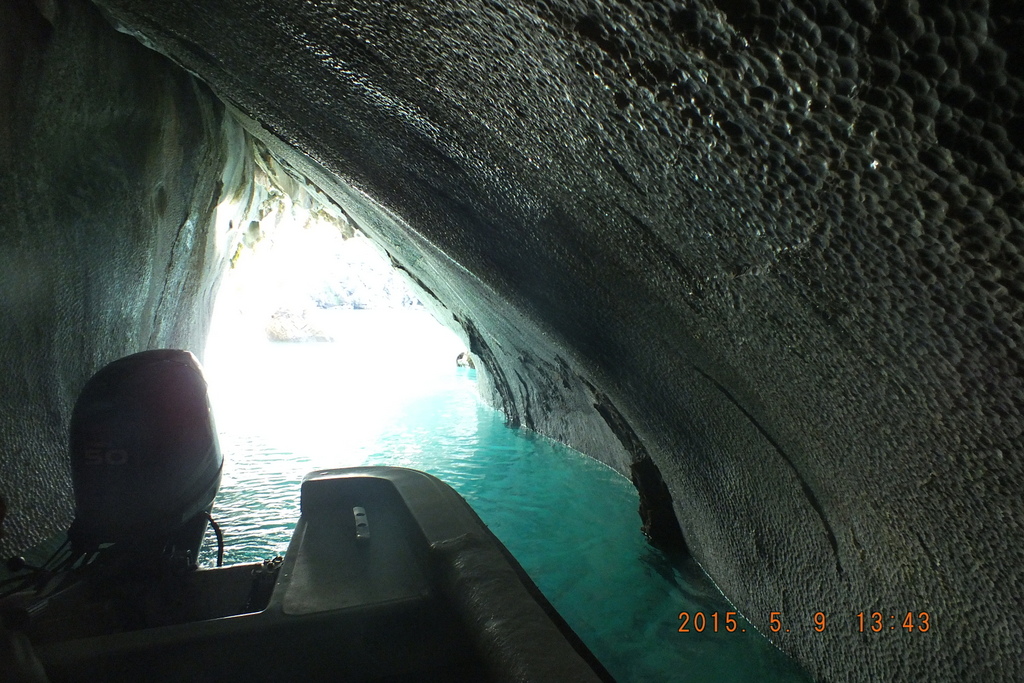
1, 0, 1022, 680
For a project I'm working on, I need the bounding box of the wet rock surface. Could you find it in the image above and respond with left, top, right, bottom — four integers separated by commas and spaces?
2, 0, 1023, 680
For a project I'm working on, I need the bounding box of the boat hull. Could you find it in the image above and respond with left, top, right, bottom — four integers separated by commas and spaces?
16, 467, 609, 682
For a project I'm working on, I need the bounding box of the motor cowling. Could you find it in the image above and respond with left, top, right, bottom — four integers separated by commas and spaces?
68, 350, 222, 565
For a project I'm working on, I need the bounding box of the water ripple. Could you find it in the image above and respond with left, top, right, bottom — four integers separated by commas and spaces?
200, 314, 810, 682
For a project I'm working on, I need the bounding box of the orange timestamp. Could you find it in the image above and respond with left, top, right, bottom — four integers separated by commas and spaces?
677, 611, 932, 633
857, 611, 931, 632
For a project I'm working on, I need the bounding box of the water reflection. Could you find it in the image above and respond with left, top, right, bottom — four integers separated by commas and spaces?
200, 311, 811, 682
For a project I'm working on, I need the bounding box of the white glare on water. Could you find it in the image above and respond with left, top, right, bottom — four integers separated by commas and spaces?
198, 207, 812, 683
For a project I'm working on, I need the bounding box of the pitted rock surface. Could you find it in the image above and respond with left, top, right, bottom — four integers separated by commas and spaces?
2, 0, 1022, 680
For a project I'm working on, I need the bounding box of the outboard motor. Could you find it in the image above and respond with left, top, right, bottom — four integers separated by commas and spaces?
67, 350, 222, 572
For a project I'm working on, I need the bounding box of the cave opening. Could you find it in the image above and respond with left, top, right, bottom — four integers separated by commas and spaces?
191, 162, 813, 683
2, 0, 1020, 677
202, 192, 469, 469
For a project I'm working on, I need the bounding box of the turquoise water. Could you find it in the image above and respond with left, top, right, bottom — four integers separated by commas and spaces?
200, 310, 812, 682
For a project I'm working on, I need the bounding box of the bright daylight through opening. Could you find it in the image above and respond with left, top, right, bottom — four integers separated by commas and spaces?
195, 193, 813, 683
200, 196, 472, 560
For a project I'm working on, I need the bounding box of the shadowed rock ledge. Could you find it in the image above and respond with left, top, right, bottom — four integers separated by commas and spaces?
1, 0, 1022, 680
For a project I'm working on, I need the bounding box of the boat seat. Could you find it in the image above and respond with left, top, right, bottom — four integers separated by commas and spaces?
281, 474, 432, 615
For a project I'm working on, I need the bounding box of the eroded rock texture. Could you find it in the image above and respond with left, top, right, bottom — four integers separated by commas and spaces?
1, 0, 1022, 680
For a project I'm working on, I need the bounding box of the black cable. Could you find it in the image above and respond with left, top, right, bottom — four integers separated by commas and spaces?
39, 537, 70, 572
0, 566, 49, 599
203, 511, 224, 567
0, 574, 31, 593
0, 537, 72, 598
